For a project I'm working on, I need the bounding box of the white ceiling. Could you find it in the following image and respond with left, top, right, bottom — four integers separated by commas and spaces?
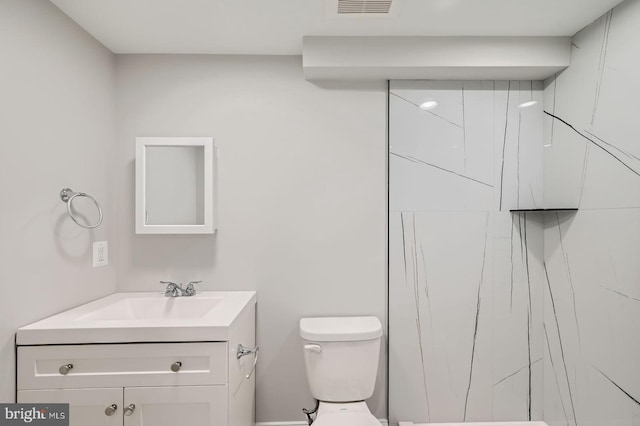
50, 0, 625, 55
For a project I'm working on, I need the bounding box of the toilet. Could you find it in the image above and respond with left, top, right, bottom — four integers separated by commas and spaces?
299, 316, 383, 426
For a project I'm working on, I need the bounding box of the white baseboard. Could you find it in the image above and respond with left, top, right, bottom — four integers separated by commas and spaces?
256, 419, 388, 426
255, 423, 308, 426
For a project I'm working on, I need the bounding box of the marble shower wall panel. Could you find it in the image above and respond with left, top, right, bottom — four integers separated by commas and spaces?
542, 113, 587, 209
544, 0, 640, 210
389, 211, 494, 423
544, 211, 640, 426
496, 81, 544, 212
459, 81, 494, 186
389, 80, 544, 424
389, 81, 494, 212
543, 1, 640, 425
389, 152, 494, 212
493, 212, 544, 422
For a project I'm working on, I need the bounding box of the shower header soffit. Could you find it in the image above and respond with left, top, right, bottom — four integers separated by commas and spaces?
302, 36, 572, 81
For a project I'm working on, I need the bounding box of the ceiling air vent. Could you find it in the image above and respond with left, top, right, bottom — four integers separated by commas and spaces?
337, 0, 393, 14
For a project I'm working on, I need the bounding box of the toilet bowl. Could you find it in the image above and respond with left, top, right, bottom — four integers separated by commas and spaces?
299, 316, 383, 426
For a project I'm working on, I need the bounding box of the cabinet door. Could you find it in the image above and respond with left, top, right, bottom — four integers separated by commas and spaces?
124, 386, 226, 426
18, 388, 123, 426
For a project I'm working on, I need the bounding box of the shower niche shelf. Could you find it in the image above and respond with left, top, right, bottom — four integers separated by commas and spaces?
509, 208, 578, 213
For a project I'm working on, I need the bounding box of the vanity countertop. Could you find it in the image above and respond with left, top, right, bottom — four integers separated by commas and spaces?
17, 291, 256, 345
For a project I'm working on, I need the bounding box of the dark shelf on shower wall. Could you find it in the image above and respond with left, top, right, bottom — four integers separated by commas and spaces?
509, 208, 578, 213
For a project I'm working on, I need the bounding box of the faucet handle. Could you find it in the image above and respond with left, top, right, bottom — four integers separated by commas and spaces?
160, 281, 180, 296
184, 281, 201, 296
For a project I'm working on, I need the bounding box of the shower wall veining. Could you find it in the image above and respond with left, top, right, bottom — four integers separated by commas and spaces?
389, 80, 545, 424
543, 0, 640, 425
390, 1, 640, 425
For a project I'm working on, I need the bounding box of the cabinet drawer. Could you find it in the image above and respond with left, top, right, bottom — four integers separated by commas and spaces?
18, 343, 228, 390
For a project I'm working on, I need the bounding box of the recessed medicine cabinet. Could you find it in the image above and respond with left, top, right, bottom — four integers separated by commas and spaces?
136, 137, 216, 234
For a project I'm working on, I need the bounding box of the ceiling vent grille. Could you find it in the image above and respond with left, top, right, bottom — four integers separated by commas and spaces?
337, 0, 393, 14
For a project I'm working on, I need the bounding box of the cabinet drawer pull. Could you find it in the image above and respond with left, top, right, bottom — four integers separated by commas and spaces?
58, 364, 73, 375
171, 361, 182, 372
104, 404, 117, 416
123, 404, 135, 416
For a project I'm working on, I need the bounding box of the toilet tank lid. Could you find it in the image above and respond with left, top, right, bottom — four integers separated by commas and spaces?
299, 316, 383, 342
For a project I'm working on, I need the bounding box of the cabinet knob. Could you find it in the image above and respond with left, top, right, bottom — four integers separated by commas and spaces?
171, 361, 182, 372
58, 364, 73, 375
123, 404, 136, 416
104, 404, 117, 416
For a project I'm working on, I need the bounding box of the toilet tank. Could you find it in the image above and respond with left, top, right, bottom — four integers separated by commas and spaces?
299, 316, 382, 402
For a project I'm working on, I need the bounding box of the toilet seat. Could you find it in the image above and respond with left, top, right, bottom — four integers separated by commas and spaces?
313, 411, 381, 426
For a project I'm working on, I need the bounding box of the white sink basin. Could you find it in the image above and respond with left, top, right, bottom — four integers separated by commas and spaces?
76, 296, 223, 321
17, 291, 256, 345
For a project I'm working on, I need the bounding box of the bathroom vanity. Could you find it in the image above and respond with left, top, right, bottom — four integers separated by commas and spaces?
16, 292, 257, 426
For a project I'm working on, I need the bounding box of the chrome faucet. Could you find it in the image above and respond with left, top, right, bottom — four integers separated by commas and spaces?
160, 281, 201, 297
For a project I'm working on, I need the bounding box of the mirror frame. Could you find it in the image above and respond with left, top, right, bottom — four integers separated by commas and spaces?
135, 137, 216, 234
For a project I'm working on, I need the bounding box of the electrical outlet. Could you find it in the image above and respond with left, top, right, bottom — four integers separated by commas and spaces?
93, 241, 108, 267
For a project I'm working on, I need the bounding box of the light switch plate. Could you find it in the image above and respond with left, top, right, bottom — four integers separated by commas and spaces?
93, 241, 108, 267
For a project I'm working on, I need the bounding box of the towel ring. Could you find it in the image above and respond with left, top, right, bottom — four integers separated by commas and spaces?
60, 188, 103, 229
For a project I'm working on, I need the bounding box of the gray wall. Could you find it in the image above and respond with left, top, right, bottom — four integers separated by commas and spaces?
114, 55, 388, 422
0, 0, 117, 402
0, 9, 388, 421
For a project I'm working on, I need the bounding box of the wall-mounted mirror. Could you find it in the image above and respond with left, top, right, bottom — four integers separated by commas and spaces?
136, 137, 216, 234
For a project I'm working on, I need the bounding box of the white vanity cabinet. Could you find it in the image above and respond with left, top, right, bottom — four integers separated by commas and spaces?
17, 301, 256, 426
